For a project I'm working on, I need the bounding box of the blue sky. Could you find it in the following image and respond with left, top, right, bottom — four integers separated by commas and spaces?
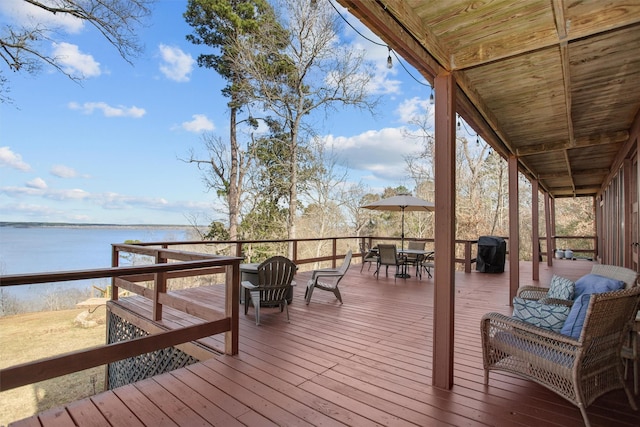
0, 0, 441, 225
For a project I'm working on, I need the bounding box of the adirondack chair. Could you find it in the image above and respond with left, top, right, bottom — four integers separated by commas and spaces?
305, 250, 352, 305
242, 256, 296, 326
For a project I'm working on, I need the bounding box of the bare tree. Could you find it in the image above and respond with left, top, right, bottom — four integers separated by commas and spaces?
298, 141, 351, 259
184, 0, 283, 240
184, 132, 254, 240
234, 0, 379, 244
0, 288, 25, 316
0, 0, 153, 102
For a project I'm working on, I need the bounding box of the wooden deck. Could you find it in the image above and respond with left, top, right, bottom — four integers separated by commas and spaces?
10, 260, 640, 426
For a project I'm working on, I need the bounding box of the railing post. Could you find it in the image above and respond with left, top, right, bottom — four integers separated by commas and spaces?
332, 238, 338, 268
235, 242, 243, 258
225, 262, 239, 355
111, 245, 119, 301
464, 241, 472, 273
291, 240, 298, 263
153, 250, 166, 321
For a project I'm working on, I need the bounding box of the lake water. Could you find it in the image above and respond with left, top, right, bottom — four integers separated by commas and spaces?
0, 225, 196, 307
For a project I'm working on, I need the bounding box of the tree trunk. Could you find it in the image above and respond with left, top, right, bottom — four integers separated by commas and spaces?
228, 106, 239, 241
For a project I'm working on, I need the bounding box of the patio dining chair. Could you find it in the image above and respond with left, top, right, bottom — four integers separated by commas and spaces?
242, 256, 297, 326
374, 244, 406, 281
305, 250, 352, 305
359, 242, 378, 273
417, 251, 435, 279
404, 241, 425, 276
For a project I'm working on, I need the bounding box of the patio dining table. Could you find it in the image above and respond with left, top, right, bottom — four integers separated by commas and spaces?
398, 248, 433, 279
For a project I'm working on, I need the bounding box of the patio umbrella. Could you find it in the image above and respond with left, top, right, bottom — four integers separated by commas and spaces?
360, 194, 435, 251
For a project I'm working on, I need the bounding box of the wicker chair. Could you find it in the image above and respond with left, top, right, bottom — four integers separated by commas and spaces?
482, 285, 640, 427
517, 264, 638, 301
242, 256, 297, 326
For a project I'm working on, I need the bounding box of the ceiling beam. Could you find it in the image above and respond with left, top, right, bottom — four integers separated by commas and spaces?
538, 168, 610, 180
516, 130, 629, 156
551, 186, 604, 197
451, 2, 640, 70
552, 0, 576, 194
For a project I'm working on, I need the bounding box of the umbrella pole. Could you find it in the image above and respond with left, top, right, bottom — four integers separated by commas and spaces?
396, 207, 410, 279
401, 207, 405, 251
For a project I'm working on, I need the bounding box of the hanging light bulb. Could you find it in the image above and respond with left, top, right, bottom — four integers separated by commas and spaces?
386, 47, 393, 69
429, 89, 434, 105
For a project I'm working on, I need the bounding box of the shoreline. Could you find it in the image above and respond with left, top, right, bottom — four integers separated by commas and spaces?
0, 222, 191, 229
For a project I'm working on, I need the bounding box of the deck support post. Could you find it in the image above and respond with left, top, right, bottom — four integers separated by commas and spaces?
508, 155, 520, 303
433, 72, 456, 389
532, 179, 540, 281
545, 192, 553, 266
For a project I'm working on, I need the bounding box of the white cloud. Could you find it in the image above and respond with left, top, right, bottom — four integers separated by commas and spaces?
68, 101, 146, 118
0, 179, 215, 224
48, 188, 90, 200
159, 44, 195, 82
52, 42, 101, 78
0, 146, 31, 171
0, 0, 84, 34
0, 185, 88, 200
51, 164, 78, 178
366, 67, 403, 95
26, 177, 47, 189
396, 97, 434, 125
181, 114, 214, 132
322, 127, 424, 183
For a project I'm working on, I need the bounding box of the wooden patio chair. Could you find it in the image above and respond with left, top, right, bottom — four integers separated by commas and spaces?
481, 285, 640, 427
242, 256, 296, 326
305, 250, 352, 305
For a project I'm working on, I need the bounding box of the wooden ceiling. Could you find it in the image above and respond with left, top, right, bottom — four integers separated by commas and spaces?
336, 0, 640, 198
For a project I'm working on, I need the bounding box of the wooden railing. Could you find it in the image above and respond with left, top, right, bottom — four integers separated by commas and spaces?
0, 235, 483, 392
135, 236, 481, 272
0, 246, 242, 392
538, 235, 597, 260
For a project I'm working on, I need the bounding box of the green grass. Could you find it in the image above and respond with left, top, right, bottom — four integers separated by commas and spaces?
0, 308, 107, 426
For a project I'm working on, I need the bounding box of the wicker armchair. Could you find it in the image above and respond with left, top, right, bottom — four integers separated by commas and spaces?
517, 264, 638, 301
482, 285, 640, 427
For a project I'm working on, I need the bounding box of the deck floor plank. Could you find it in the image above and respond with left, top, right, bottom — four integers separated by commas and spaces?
9, 260, 640, 426
110, 383, 178, 427
153, 371, 245, 427
90, 391, 145, 427
132, 377, 213, 427
35, 407, 76, 427
66, 398, 111, 427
